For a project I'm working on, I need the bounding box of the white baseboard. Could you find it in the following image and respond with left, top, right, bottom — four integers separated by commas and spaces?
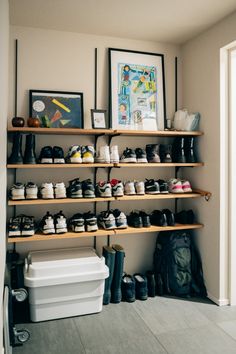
208, 292, 229, 306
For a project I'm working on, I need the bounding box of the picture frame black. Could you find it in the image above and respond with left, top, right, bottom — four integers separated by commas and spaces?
108, 48, 166, 131
91, 109, 108, 129
29, 90, 84, 128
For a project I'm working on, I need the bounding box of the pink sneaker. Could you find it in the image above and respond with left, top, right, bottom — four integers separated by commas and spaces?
181, 180, 192, 193
168, 179, 184, 193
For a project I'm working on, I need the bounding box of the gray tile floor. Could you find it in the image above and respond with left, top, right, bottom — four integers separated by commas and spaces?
13, 297, 236, 354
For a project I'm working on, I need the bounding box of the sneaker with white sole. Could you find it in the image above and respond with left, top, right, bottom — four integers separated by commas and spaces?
69, 213, 85, 233
54, 211, 68, 234
98, 210, 116, 230
181, 180, 192, 193
54, 182, 67, 199
124, 181, 136, 195
8, 216, 22, 237
67, 178, 83, 198
39, 146, 53, 164
21, 216, 35, 236
113, 209, 127, 229
110, 145, 119, 163
25, 182, 38, 199
135, 148, 148, 163
82, 145, 95, 163
82, 179, 95, 198
111, 179, 124, 197
84, 212, 98, 232
145, 179, 160, 194
40, 183, 54, 199
9, 183, 25, 200
120, 148, 137, 163
168, 178, 184, 193
157, 179, 169, 194
95, 145, 110, 163
96, 181, 112, 198
135, 181, 145, 195
53, 146, 65, 164
40, 212, 55, 234
66, 145, 82, 163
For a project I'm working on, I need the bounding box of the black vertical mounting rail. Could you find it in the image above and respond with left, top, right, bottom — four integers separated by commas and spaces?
94, 48, 98, 110
174, 166, 179, 213
175, 57, 178, 112
14, 39, 18, 117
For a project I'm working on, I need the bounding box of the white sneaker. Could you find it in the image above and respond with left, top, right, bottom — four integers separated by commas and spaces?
110, 145, 119, 163
95, 145, 110, 163
124, 181, 136, 195
135, 181, 145, 195
10, 183, 25, 200
168, 178, 184, 193
25, 182, 38, 199
40, 182, 54, 199
54, 182, 67, 199
96, 181, 112, 197
111, 179, 124, 197
54, 211, 68, 234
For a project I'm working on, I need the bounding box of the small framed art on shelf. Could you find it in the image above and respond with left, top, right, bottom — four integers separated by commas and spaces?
109, 48, 166, 131
29, 90, 84, 128
91, 109, 108, 129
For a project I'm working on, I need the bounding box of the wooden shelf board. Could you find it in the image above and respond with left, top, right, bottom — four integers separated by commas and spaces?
115, 193, 202, 201
115, 129, 203, 137
8, 127, 203, 137
8, 224, 203, 243
8, 229, 111, 243
8, 197, 115, 206
114, 223, 204, 235
115, 162, 204, 167
7, 163, 113, 169
7, 127, 114, 135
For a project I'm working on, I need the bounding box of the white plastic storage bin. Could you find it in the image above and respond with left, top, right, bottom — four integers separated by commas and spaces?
24, 247, 109, 322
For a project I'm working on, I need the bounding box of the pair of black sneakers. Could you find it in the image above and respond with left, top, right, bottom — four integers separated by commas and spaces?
151, 209, 175, 226
128, 211, 151, 228
67, 178, 95, 198
8, 215, 35, 237
39, 146, 65, 164
121, 271, 156, 302
69, 212, 98, 232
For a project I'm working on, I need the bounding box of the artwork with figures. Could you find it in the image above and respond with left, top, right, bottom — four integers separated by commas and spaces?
118, 63, 157, 129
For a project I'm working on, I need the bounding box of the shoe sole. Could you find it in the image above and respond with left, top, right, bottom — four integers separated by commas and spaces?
87, 225, 98, 232
11, 196, 25, 200
9, 231, 21, 236
21, 231, 34, 236
110, 159, 119, 163
98, 193, 112, 198
83, 194, 95, 198
146, 191, 160, 194
55, 194, 67, 199
54, 158, 65, 163
116, 225, 128, 229
40, 158, 53, 163
56, 228, 68, 234
26, 195, 38, 199
73, 226, 85, 232
137, 158, 148, 163
113, 193, 124, 197
42, 229, 55, 234
69, 195, 83, 198
82, 157, 94, 163
121, 158, 137, 163
41, 196, 54, 199
69, 157, 82, 163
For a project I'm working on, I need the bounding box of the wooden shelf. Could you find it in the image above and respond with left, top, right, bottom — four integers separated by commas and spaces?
7, 163, 113, 169
115, 129, 203, 137
114, 223, 204, 235
8, 197, 115, 206
7, 162, 203, 169
7, 223, 203, 243
7, 127, 114, 135
8, 190, 211, 206
7, 127, 203, 137
115, 162, 204, 168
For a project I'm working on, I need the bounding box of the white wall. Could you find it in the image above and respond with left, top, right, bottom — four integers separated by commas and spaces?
8, 26, 182, 273
0, 0, 9, 350
182, 11, 236, 305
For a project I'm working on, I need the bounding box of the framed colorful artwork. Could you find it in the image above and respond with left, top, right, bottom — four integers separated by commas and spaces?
29, 90, 84, 128
108, 48, 166, 131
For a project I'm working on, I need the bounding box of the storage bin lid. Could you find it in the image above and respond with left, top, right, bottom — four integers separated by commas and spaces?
24, 247, 108, 287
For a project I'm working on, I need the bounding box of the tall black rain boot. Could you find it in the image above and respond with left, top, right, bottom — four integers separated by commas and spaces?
173, 137, 186, 163
185, 137, 196, 163
103, 246, 116, 305
8, 132, 23, 164
24, 134, 36, 164
111, 244, 125, 303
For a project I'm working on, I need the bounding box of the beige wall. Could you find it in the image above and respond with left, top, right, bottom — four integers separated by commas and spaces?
182, 10, 236, 304
8, 26, 181, 273
0, 0, 9, 350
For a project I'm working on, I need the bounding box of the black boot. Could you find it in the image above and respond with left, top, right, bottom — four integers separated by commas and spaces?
103, 246, 116, 305
146, 271, 156, 297
185, 137, 196, 163
173, 137, 186, 163
146, 144, 160, 163
24, 134, 36, 164
8, 132, 23, 164
111, 244, 125, 303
